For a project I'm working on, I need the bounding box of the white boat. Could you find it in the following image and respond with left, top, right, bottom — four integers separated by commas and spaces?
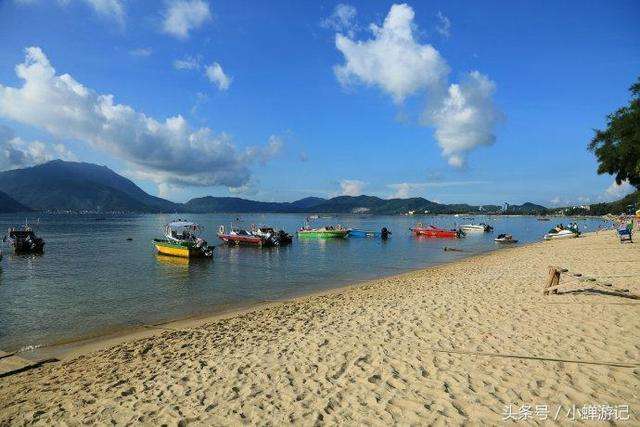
495, 234, 517, 244
460, 224, 493, 233
543, 229, 577, 240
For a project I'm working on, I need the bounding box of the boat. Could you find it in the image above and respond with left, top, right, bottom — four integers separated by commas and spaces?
536, 217, 551, 221
153, 220, 214, 258
543, 224, 579, 241
218, 225, 270, 246
297, 225, 349, 238
349, 227, 391, 239
495, 234, 518, 244
460, 223, 493, 233
250, 225, 293, 246
410, 224, 465, 238
3, 223, 45, 254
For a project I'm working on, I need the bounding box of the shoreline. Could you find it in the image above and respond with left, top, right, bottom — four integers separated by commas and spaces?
2, 230, 638, 424
16, 240, 515, 361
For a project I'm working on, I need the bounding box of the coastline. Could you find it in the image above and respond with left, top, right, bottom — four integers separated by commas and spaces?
19, 242, 516, 362
1, 230, 638, 424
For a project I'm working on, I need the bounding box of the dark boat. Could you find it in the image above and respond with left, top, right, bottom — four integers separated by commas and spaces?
4, 224, 45, 254
250, 225, 293, 246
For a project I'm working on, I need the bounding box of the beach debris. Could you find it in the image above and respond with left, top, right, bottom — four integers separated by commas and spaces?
443, 247, 464, 252
543, 266, 639, 300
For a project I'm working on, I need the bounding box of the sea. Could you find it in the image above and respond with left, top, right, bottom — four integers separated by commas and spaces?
0, 213, 610, 353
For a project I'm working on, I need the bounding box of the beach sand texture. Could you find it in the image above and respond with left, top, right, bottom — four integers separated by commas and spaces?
1, 230, 639, 425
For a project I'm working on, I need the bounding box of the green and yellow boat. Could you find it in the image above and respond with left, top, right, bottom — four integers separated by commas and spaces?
153, 220, 214, 258
297, 225, 350, 238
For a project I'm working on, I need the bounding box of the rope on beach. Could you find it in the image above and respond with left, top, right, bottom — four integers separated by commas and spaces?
429, 348, 640, 369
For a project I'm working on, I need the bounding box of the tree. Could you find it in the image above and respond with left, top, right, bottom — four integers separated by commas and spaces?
589, 77, 640, 189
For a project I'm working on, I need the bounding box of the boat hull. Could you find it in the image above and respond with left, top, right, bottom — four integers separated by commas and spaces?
297, 230, 349, 238
543, 231, 577, 240
218, 234, 266, 246
154, 240, 212, 258
412, 228, 458, 238
349, 229, 381, 238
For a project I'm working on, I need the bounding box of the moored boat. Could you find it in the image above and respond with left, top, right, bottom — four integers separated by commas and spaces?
153, 220, 214, 258
349, 227, 392, 239
411, 224, 464, 238
3, 223, 45, 254
460, 223, 493, 233
495, 234, 518, 244
218, 225, 268, 246
297, 225, 349, 238
543, 224, 579, 241
250, 225, 293, 246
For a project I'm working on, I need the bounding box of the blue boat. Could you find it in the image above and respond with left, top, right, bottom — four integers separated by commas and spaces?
349, 227, 391, 239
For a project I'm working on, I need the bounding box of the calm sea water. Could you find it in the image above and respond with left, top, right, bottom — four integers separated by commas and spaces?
0, 213, 609, 352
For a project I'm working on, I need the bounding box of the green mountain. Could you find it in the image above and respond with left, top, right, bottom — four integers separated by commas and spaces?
0, 190, 31, 213
0, 160, 181, 212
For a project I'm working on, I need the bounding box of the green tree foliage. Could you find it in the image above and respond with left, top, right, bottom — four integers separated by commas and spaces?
589, 77, 640, 189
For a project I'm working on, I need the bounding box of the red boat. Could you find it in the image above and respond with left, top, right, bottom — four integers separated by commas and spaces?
410, 224, 464, 238
218, 225, 267, 246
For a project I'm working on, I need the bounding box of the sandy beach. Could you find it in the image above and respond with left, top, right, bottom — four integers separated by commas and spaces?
1, 230, 639, 425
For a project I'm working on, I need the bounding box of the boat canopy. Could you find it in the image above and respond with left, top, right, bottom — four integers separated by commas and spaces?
164, 220, 203, 239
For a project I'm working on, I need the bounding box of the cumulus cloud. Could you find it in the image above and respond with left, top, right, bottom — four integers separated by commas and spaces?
246, 134, 283, 165
162, 0, 212, 39
0, 47, 273, 188
173, 55, 201, 70
130, 47, 153, 57
333, 3, 500, 168
0, 125, 75, 171
21, 0, 126, 26
205, 62, 232, 90
321, 4, 358, 36
388, 182, 427, 198
340, 179, 366, 196
604, 180, 634, 200
435, 11, 451, 38
426, 71, 500, 167
334, 4, 449, 104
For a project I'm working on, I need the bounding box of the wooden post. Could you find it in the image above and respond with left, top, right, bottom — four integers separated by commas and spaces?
544, 266, 561, 295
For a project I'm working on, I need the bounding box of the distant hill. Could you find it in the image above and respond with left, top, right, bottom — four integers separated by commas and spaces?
0, 160, 555, 215
0, 190, 31, 213
0, 160, 181, 213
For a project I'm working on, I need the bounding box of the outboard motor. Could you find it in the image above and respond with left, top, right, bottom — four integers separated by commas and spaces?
381, 227, 389, 240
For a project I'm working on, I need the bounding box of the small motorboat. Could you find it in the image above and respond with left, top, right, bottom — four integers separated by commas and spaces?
544, 224, 579, 241
3, 223, 45, 254
218, 225, 270, 246
250, 225, 293, 246
411, 224, 465, 238
297, 225, 349, 238
460, 223, 493, 233
349, 227, 392, 239
153, 220, 214, 258
495, 234, 518, 244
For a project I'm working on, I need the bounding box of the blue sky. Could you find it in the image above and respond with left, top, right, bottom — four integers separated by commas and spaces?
0, 0, 638, 206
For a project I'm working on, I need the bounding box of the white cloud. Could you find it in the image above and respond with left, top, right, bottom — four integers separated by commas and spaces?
604, 180, 634, 200
435, 11, 451, 38
334, 3, 449, 104
20, 0, 125, 26
321, 4, 357, 36
162, 0, 212, 40
205, 62, 232, 90
173, 55, 201, 70
340, 179, 366, 196
130, 47, 153, 57
426, 71, 500, 167
332, 4, 500, 168
388, 182, 427, 198
0, 47, 274, 189
246, 134, 283, 165
0, 125, 75, 171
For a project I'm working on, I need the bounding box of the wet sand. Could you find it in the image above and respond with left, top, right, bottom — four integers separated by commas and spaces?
1, 230, 638, 425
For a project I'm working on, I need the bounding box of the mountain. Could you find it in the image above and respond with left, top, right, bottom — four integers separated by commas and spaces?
0, 160, 181, 213
0, 190, 31, 213
504, 202, 548, 215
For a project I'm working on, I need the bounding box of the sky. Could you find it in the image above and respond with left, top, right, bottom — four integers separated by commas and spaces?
0, 0, 638, 206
